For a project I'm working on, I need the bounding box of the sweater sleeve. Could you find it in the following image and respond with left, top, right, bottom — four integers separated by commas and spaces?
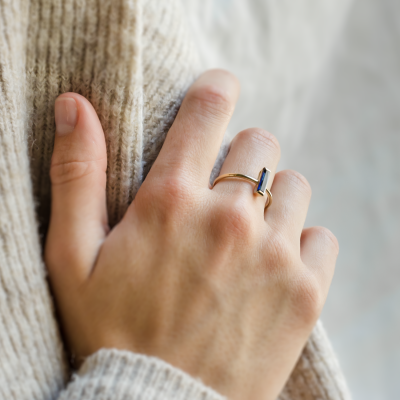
59, 349, 225, 400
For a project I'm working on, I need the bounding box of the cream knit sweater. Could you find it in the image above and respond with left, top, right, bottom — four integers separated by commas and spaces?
0, 0, 351, 399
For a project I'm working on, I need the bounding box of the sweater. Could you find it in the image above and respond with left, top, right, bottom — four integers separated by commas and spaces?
0, 0, 351, 398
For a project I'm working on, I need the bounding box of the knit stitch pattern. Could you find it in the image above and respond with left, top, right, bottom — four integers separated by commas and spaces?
59, 349, 225, 400
0, 0, 351, 399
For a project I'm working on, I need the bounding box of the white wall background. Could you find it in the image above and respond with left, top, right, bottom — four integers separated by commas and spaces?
181, 0, 400, 398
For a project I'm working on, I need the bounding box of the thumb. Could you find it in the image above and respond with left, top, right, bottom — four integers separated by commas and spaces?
45, 93, 108, 286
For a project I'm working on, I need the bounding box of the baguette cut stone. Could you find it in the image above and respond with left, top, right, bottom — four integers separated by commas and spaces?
256, 168, 270, 195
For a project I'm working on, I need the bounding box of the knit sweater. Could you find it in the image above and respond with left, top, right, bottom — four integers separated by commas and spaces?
0, 0, 351, 399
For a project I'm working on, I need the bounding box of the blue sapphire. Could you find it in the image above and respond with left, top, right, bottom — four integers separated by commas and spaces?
256, 168, 270, 195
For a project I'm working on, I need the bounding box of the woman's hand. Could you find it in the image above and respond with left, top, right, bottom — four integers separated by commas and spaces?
45, 70, 338, 400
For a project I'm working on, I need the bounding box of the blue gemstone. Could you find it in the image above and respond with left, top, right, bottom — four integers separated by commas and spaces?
256, 168, 270, 195
257, 169, 266, 192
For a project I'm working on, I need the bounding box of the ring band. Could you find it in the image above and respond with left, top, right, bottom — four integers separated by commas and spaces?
212, 167, 273, 209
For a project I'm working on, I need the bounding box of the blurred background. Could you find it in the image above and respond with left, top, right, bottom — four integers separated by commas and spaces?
182, 0, 400, 398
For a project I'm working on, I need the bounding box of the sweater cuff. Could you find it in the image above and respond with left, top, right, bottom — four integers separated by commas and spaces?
59, 349, 225, 400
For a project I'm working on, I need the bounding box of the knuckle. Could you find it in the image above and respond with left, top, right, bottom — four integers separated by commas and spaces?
289, 273, 324, 324
215, 197, 256, 241
313, 226, 339, 253
162, 175, 189, 205
50, 160, 98, 186
235, 129, 281, 156
45, 239, 84, 280
265, 233, 324, 323
280, 170, 312, 197
188, 83, 233, 119
140, 174, 195, 223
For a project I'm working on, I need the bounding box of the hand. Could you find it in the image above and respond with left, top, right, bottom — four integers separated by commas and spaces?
45, 70, 338, 400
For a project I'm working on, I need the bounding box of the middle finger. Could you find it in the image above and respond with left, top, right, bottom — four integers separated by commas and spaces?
212, 128, 281, 213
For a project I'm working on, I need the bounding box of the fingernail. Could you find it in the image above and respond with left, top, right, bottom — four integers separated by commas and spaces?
55, 97, 78, 135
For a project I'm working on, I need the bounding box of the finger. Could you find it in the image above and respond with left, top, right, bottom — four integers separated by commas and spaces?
45, 93, 108, 285
149, 69, 240, 185
300, 226, 338, 291
212, 129, 280, 212
266, 170, 312, 239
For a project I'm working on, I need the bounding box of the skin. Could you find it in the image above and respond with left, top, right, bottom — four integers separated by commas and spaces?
45, 69, 339, 400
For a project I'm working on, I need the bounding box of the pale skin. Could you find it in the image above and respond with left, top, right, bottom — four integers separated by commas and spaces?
45, 69, 338, 400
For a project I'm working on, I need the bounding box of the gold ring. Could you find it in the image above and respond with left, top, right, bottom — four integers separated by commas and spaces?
212, 168, 273, 210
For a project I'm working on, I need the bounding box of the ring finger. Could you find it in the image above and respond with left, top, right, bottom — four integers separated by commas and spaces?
212, 128, 281, 213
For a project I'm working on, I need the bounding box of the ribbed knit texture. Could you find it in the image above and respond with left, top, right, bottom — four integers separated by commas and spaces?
26, 0, 144, 229
0, 0, 351, 399
279, 321, 351, 399
59, 349, 225, 400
